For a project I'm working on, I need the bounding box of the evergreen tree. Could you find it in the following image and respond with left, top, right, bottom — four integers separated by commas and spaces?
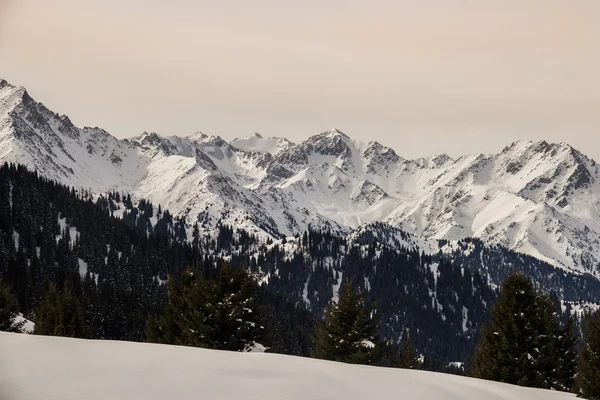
472, 272, 567, 389
555, 316, 578, 392
575, 311, 600, 399
146, 274, 188, 345
399, 333, 420, 369
0, 279, 23, 332
195, 262, 264, 351
147, 263, 265, 351
529, 292, 577, 391
256, 288, 315, 356
34, 282, 88, 338
314, 279, 383, 365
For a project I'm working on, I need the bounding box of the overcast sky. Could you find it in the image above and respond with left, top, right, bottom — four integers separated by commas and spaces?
1, 0, 599, 159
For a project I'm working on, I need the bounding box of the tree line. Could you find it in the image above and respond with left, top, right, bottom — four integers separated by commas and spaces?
3, 268, 600, 397
0, 163, 312, 354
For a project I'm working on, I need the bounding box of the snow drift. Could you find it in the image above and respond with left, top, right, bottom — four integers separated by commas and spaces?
0, 332, 574, 400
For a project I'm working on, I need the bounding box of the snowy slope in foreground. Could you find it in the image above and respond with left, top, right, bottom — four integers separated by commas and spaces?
0, 333, 574, 400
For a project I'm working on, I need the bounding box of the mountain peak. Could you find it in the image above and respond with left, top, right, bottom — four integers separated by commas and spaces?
203, 135, 227, 146
363, 140, 401, 163
235, 132, 265, 141
306, 129, 353, 146
0, 80, 28, 106
323, 128, 349, 138
0, 79, 22, 93
305, 128, 350, 142
429, 153, 453, 166
504, 139, 576, 155
303, 129, 353, 160
506, 140, 597, 170
139, 131, 161, 140
184, 131, 208, 142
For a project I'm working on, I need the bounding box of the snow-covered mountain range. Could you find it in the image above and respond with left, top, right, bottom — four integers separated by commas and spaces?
2, 78, 600, 276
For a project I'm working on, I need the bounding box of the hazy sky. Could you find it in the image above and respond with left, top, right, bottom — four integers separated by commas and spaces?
1, 0, 599, 159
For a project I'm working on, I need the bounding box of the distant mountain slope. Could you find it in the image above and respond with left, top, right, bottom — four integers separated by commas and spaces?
2, 163, 597, 366
0, 332, 575, 400
2, 78, 600, 276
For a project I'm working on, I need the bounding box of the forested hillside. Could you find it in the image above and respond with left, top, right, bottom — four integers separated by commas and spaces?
1, 163, 598, 368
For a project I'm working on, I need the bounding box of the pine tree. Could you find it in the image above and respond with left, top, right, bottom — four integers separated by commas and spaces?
575, 311, 600, 399
471, 272, 563, 388
0, 279, 23, 332
554, 316, 578, 392
196, 262, 264, 351
147, 263, 264, 351
314, 279, 383, 365
399, 333, 420, 369
146, 274, 188, 345
34, 282, 88, 338
531, 292, 561, 389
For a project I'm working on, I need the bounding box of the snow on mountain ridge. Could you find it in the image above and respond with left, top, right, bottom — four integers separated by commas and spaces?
230, 132, 294, 155
2, 78, 600, 276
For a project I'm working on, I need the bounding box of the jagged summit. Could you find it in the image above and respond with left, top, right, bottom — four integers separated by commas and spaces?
309, 128, 351, 142
0, 79, 14, 92
0, 80, 28, 108
0, 78, 18, 89
2, 80, 600, 275
503, 139, 587, 159
185, 131, 208, 141
323, 127, 348, 136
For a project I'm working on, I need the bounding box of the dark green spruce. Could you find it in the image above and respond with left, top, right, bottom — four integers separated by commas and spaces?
472, 272, 576, 391
398, 333, 420, 369
147, 263, 265, 351
0, 278, 23, 332
314, 279, 383, 365
34, 281, 88, 338
575, 311, 600, 399
555, 316, 578, 392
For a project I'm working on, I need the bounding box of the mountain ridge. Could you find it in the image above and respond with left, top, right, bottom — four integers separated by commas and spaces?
2, 78, 600, 276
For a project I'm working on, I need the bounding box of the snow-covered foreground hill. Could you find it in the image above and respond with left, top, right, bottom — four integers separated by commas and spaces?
0, 333, 574, 400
